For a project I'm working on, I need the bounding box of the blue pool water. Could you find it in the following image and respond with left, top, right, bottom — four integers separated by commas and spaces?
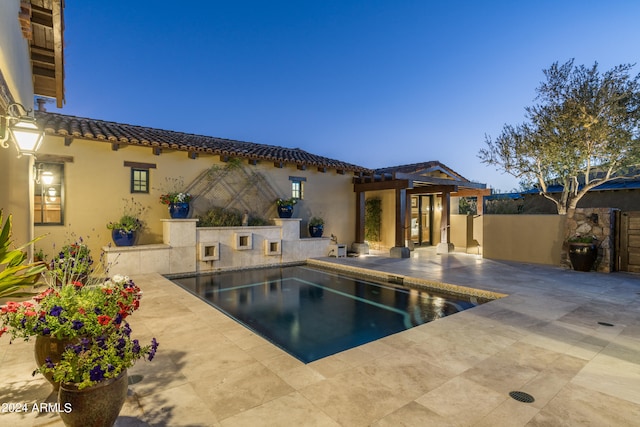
171, 265, 489, 363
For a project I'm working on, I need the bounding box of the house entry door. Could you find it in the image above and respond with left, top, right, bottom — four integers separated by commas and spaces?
410, 195, 432, 246
619, 211, 640, 272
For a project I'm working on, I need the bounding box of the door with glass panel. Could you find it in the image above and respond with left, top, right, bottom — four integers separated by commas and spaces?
410, 195, 432, 246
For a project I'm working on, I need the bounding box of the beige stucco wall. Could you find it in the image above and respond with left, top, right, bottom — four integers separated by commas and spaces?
34, 135, 357, 263
482, 214, 565, 265
0, 0, 37, 250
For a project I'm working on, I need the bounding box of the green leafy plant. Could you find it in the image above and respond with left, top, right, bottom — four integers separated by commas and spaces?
49, 239, 93, 285
0, 210, 47, 298
365, 198, 381, 242
107, 197, 148, 232
196, 207, 268, 227
568, 235, 597, 243
309, 216, 324, 226
276, 198, 297, 207
36, 321, 158, 390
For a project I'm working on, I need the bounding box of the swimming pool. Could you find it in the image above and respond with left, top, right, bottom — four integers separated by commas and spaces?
171, 265, 490, 363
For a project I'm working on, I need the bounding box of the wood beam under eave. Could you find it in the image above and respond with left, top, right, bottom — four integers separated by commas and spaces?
248, 159, 258, 166
274, 162, 284, 168
152, 147, 161, 156
354, 179, 411, 192
64, 136, 73, 146
111, 143, 120, 151
297, 164, 306, 171
220, 155, 229, 162
336, 169, 345, 175
317, 167, 327, 173
407, 185, 457, 195
188, 151, 198, 160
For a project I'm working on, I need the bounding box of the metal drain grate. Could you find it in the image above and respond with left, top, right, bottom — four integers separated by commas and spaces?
598, 321, 615, 327
509, 391, 535, 403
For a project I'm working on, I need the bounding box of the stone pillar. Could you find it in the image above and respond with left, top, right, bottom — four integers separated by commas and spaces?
437, 192, 454, 254
161, 219, 198, 274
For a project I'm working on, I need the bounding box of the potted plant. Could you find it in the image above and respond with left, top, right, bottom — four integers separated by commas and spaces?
49, 239, 93, 285
276, 198, 297, 218
0, 210, 47, 299
160, 191, 192, 219
158, 176, 192, 218
1, 274, 143, 390
568, 235, 598, 272
106, 198, 148, 246
308, 216, 325, 238
36, 321, 157, 427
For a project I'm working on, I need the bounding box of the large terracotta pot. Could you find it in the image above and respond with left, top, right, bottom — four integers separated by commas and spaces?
58, 370, 128, 427
35, 335, 76, 390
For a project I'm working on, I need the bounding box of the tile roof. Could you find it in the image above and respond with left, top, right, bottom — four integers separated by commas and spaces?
36, 112, 371, 173
375, 161, 470, 182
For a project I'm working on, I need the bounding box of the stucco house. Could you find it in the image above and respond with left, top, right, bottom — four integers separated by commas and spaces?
1, 0, 488, 270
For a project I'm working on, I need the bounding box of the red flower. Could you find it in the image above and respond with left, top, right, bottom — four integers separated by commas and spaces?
1, 302, 20, 313
97, 315, 112, 326
34, 288, 55, 302
0, 327, 8, 337
73, 281, 84, 288
24, 310, 37, 317
78, 307, 86, 315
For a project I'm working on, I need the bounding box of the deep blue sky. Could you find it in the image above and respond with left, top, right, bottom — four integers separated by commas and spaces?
50, 0, 640, 191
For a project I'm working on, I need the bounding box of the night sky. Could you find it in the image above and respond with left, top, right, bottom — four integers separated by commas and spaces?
49, 0, 640, 191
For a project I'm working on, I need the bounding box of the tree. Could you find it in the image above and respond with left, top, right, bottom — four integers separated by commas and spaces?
479, 60, 640, 214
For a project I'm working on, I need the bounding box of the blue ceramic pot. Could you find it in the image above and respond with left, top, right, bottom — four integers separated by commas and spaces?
169, 202, 190, 219
309, 224, 324, 238
111, 229, 137, 247
277, 205, 293, 218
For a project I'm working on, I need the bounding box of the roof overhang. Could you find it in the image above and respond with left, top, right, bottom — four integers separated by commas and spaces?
28, 0, 65, 107
353, 171, 490, 196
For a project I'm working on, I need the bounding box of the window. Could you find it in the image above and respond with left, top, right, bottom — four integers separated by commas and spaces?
131, 168, 149, 193
124, 161, 155, 193
289, 176, 306, 200
34, 162, 64, 225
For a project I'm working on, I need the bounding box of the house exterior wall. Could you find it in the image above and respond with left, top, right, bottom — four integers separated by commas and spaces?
482, 214, 565, 265
34, 135, 356, 261
0, 0, 36, 249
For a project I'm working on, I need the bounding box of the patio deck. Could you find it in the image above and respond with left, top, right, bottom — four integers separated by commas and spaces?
1, 249, 639, 426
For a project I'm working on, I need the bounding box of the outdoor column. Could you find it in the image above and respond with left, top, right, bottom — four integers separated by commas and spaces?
437, 191, 454, 254
352, 190, 369, 254
391, 187, 410, 258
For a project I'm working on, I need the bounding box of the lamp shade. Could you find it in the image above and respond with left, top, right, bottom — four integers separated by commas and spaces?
8, 117, 44, 155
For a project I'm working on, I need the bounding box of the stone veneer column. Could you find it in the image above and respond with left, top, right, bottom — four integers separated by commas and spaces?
161, 219, 198, 274
564, 208, 616, 272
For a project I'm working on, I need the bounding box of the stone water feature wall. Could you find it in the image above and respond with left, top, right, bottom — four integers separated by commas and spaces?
564, 208, 617, 272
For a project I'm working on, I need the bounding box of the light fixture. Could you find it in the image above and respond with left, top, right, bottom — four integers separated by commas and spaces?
0, 102, 45, 155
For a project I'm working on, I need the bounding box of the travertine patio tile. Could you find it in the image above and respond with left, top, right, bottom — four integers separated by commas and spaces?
190, 361, 295, 421
571, 353, 640, 404
357, 351, 451, 399
300, 369, 410, 426
372, 401, 455, 427
415, 376, 506, 425
137, 382, 219, 426
220, 391, 339, 427
528, 383, 640, 426
475, 398, 539, 427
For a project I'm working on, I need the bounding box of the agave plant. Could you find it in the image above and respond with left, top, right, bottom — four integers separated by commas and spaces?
0, 210, 47, 298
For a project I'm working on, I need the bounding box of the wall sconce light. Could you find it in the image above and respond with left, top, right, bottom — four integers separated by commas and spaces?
47, 187, 57, 202
34, 163, 54, 184
1, 102, 45, 155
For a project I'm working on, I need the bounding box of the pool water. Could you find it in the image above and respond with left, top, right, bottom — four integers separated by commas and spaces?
171, 265, 489, 363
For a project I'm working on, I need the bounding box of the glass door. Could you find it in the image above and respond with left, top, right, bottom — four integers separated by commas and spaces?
410, 195, 433, 246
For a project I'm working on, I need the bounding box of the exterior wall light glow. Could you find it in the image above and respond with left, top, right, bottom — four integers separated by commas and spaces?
1, 103, 45, 155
